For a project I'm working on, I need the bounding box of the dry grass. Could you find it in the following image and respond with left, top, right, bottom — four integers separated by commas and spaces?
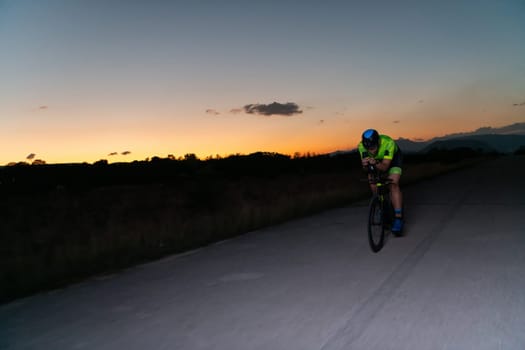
0, 156, 485, 303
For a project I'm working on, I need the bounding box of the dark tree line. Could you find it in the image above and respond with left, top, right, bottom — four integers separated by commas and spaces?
0, 148, 502, 194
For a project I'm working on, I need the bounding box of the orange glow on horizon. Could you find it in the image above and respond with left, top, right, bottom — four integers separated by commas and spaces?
1, 104, 522, 165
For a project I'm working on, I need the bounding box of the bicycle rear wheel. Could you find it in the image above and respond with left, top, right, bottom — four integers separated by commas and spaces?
368, 195, 385, 252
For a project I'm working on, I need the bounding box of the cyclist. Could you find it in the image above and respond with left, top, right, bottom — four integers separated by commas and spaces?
358, 129, 404, 234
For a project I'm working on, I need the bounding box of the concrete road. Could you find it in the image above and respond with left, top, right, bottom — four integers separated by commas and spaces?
2, 155, 525, 350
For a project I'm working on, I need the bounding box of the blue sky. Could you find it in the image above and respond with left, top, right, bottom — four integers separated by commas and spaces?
1, 0, 524, 164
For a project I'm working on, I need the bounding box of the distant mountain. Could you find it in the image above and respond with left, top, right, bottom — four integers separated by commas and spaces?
421, 134, 525, 154
433, 122, 525, 139
421, 138, 495, 153
396, 122, 525, 154
396, 138, 431, 153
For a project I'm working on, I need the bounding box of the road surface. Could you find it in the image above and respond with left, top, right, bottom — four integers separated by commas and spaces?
2, 155, 525, 349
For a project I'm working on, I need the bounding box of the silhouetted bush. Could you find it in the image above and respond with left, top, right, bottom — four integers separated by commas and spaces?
0, 152, 361, 194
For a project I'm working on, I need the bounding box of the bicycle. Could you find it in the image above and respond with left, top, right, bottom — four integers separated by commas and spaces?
366, 164, 396, 253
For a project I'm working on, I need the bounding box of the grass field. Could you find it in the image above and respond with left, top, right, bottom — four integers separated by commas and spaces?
0, 152, 491, 303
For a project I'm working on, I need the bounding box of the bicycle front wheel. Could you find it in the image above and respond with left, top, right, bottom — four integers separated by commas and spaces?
368, 195, 385, 253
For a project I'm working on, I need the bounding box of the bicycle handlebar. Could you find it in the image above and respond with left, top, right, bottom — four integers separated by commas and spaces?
365, 164, 392, 185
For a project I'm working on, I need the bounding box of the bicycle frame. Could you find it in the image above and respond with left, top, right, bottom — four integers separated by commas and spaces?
368, 164, 391, 196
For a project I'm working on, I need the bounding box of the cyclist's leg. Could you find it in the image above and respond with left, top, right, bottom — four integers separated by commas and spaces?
368, 173, 378, 194
388, 149, 403, 218
389, 170, 404, 233
388, 172, 402, 217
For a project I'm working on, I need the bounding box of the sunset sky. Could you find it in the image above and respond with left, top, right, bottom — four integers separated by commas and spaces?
1, 0, 524, 164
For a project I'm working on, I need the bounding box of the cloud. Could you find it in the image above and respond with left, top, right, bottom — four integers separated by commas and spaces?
319, 119, 325, 125
513, 101, 525, 106
243, 102, 302, 116
38, 105, 48, 110
108, 152, 118, 156
121, 151, 131, 155
206, 109, 220, 115
393, 120, 400, 124
418, 100, 424, 103
230, 108, 243, 114
26, 153, 36, 160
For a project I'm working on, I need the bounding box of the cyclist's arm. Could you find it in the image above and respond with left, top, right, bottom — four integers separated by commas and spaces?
374, 158, 391, 172
361, 153, 372, 168
374, 137, 396, 171
358, 145, 371, 168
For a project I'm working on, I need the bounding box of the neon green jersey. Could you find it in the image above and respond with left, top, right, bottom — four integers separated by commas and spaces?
358, 134, 398, 160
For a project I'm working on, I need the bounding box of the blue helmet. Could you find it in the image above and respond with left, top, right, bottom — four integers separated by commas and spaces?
362, 129, 380, 149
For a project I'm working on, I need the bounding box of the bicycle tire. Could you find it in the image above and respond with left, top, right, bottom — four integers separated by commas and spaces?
368, 195, 385, 252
